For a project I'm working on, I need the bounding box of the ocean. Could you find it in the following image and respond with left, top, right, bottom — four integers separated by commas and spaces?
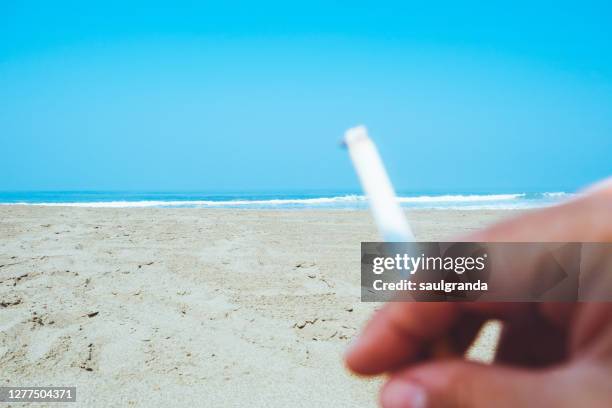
0, 191, 572, 210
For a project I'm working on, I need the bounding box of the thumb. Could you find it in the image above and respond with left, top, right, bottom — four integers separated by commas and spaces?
380, 360, 569, 408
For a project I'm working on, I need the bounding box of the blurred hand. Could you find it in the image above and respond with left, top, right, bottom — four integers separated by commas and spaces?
345, 179, 612, 408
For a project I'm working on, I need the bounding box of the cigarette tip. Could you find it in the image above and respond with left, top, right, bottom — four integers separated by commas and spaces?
343, 125, 369, 146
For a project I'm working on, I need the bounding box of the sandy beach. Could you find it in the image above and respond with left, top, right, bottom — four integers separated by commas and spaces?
0, 206, 515, 407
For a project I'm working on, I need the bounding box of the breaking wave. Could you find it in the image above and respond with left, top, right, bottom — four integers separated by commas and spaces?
0, 192, 572, 209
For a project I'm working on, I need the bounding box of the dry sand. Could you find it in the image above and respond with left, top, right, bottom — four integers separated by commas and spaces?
0, 206, 516, 407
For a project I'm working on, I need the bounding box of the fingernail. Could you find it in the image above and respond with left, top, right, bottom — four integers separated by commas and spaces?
381, 380, 427, 408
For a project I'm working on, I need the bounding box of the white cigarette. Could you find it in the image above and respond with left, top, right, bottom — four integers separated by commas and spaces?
343, 125, 415, 242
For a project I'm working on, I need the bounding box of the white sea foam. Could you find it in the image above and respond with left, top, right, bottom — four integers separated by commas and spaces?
396, 193, 525, 203
0, 192, 572, 209
542, 192, 569, 198
2, 195, 365, 208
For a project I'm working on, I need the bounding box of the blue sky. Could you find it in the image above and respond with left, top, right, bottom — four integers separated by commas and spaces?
1, 1, 611, 192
